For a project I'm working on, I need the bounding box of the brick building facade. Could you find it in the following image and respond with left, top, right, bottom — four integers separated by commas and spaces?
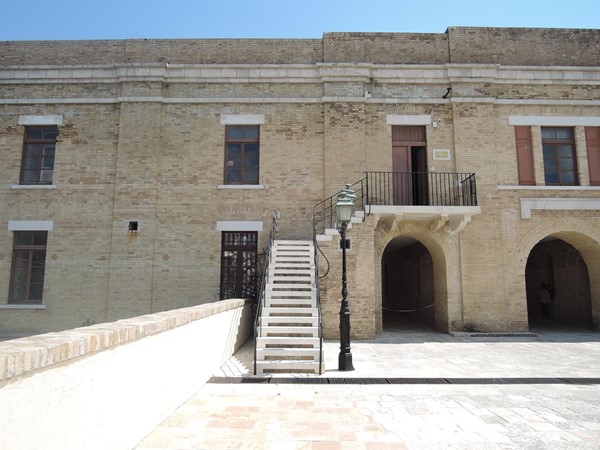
1, 27, 599, 337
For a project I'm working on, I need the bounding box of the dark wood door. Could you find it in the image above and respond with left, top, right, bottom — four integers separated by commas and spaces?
391, 126, 428, 205
412, 147, 429, 205
392, 145, 411, 205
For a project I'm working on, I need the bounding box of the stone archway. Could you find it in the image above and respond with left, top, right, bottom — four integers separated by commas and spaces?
515, 227, 600, 331
382, 237, 435, 330
526, 237, 593, 329
375, 223, 459, 334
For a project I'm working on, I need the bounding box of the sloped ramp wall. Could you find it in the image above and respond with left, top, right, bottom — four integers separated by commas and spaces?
0, 298, 251, 450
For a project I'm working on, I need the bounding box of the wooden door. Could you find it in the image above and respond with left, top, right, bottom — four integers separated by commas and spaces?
412, 147, 429, 205
391, 126, 427, 205
392, 145, 411, 205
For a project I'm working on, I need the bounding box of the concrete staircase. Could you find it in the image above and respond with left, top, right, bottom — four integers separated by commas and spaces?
255, 240, 322, 375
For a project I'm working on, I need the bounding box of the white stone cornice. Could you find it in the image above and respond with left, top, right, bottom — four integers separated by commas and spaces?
520, 198, 600, 219
1, 96, 598, 107
2, 62, 599, 86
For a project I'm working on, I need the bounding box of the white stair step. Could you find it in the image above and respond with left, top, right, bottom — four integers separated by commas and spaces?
270, 261, 313, 270
266, 291, 314, 298
266, 283, 313, 290
273, 256, 313, 262
265, 298, 317, 308
262, 307, 318, 315
265, 282, 317, 297
270, 275, 313, 281
274, 246, 313, 251
260, 316, 319, 326
255, 336, 320, 348
274, 240, 312, 245
262, 326, 319, 336
271, 269, 312, 275
268, 294, 315, 301
255, 360, 321, 374
256, 347, 320, 358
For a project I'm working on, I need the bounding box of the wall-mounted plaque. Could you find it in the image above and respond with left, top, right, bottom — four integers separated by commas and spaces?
433, 149, 451, 160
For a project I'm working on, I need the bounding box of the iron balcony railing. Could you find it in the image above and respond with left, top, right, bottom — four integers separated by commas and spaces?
312, 171, 477, 235
366, 171, 477, 208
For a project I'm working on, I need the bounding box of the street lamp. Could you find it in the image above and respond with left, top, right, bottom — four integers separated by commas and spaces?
335, 184, 356, 371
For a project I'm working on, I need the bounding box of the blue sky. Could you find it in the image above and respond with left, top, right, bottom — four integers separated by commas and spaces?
1, 0, 598, 41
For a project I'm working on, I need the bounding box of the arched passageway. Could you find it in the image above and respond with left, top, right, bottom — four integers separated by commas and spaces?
526, 237, 592, 329
382, 237, 435, 330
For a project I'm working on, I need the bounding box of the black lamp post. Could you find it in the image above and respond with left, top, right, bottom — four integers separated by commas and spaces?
335, 184, 356, 371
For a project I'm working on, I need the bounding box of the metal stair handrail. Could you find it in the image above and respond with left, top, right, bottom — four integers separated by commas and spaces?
313, 229, 324, 374
253, 212, 278, 375
312, 177, 368, 236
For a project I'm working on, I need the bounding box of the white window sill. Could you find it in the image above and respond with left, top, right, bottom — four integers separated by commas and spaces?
0, 304, 46, 310
217, 184, 264, 190
498, 185, 600, 191
11, 184, 57, 190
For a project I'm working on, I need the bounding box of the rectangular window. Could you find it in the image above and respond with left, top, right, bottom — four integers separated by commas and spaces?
224, 126, 259, 184
20, 126, 58, 185
542, 127, 578, 186
220, 231, 258, 300
9, 231, 48, 304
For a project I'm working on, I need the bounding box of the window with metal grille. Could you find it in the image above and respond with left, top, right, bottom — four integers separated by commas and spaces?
220, 231, 258, 300
9, 231, 48, 304
20, 126, 58, 185
542, 127, 578, 186
224, 126, 259, 184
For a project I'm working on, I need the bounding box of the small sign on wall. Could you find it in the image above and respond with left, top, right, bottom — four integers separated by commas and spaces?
433, 149, 451, 161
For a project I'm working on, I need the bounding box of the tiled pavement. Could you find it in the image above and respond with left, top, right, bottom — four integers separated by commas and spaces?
135, 328, 600, 449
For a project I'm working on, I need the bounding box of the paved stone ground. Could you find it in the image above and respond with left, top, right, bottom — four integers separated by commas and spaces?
135, 329, 600, 449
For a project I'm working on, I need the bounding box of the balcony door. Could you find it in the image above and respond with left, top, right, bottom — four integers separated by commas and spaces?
392, 126, 428, 205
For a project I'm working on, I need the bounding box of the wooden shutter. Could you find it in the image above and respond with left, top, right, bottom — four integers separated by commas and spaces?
515, 126, 534, 185
585, 127, 600, 186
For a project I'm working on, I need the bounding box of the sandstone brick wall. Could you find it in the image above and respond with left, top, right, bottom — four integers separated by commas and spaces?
1, 27, 599, 336
3, 28, 599, 67
447, 27, 600, 66
323, 32, 449, 64
0, 39, 323, 65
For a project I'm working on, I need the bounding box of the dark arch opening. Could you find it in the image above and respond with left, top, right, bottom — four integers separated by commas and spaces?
382, 237, 435, 330
526, 237, 592, 329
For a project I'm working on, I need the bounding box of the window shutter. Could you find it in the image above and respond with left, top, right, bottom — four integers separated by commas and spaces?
585, 127, 600, 186
515, 126, 534, 185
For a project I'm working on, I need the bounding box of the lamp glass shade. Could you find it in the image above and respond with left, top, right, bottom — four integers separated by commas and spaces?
336, 187, 355, 226
336, 201, 353, 225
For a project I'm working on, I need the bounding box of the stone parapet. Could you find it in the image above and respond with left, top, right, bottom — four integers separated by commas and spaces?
0, 298, 249, 383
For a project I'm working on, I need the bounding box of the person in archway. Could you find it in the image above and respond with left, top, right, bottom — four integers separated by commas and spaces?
539, 283, 552, 321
